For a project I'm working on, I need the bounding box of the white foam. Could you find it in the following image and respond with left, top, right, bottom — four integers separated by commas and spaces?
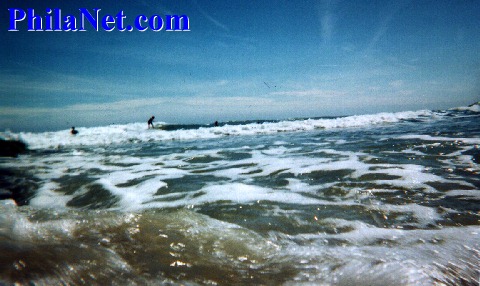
96, 178, 167, 210
280, 222, 480, 285
445, 189, 480, 199
143, 183, 322, 209
397, 134, 480, 145
12, 127, 476, 216
450, 102, 480, 112
29, 182, 73, 209
371, 203, 442, 227
359, 164, 446, 193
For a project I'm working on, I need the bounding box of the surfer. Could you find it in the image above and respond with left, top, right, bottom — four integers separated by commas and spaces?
214, 121, 218, 127
70, 127, 78, 135
148, 116, 155, 129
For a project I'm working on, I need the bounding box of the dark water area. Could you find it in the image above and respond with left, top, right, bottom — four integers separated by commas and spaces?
0, 107, 479, 285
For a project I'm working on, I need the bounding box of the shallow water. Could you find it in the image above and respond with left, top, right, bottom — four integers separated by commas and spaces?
1, 106, 479, 285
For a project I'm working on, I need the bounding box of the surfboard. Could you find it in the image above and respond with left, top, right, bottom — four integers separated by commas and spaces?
150, 125, 165, 130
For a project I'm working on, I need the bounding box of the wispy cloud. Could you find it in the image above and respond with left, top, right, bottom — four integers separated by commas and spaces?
366, 1, 410, 53
318, 0, 338, 43
270, 89, 347, 98
389, 80, 404, 88
192, 0, 229, 32
139, 0, 173, 15
321, 13, 334, 43
0, 71, 141, 98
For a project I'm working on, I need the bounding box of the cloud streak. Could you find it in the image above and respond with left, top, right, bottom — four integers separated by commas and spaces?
318, 0, 337, 43
192, 0, 230, 32
270, 89, 347, 98
366, 1, 411, 53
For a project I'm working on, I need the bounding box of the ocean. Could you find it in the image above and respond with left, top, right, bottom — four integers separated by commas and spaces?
1, 104, 479, 285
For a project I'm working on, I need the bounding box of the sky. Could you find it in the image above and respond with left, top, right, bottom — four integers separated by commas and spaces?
1, 0, 479, 132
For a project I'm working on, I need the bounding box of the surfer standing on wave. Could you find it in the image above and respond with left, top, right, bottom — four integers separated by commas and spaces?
70, 127, 78, 135
148, 116, 155, 129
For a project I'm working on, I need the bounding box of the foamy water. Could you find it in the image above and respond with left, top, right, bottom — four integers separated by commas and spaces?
1, 106, 479, 285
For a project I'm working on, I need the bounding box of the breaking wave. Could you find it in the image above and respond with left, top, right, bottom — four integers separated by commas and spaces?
2, 109, 442, 150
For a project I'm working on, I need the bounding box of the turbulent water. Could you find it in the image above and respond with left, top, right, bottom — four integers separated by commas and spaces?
1, 105, 479, 285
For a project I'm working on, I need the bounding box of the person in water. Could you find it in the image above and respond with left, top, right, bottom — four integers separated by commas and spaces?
70, 127, 78, 135
148, 116, 155, 128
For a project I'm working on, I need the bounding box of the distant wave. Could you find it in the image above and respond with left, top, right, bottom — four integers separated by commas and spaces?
1, 104, 478, 150
450, 101, 480, 112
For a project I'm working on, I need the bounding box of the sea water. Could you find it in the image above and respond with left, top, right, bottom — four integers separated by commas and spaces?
1, 105, 479, 285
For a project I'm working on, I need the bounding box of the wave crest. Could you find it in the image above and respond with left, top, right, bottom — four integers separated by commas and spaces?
0, 109, 444, 150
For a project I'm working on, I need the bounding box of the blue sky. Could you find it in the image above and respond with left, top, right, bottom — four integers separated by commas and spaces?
1, 0, 479, 131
